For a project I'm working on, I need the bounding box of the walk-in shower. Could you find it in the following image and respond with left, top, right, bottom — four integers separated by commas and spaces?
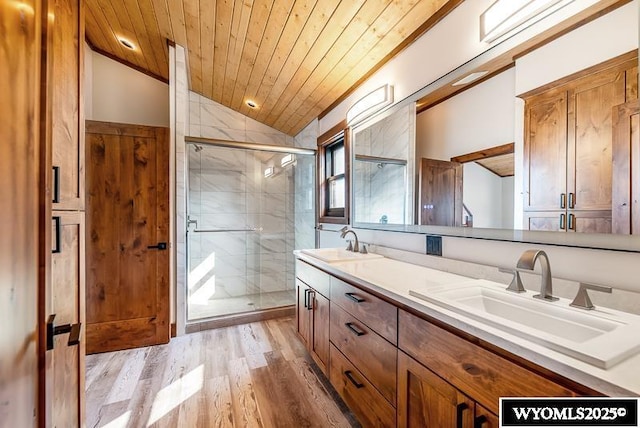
185, 139, 315, 321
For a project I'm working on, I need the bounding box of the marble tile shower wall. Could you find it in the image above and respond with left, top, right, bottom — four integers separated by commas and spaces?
355, 162, 406, 224
353, 105, 414, 224
188, 90, 295, 146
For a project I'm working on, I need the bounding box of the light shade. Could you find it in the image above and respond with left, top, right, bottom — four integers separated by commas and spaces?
346, 84, 393, 126
280, 153, 295, 167
480, 0, 572, 43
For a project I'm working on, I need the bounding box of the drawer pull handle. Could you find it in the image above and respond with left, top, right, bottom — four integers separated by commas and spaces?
344, 370, 364, 388
303, 289, 309, 309
456, 402, 469, 428
344, 322, 365, 336
474, 415, 488, 428
344, 292, 365, 303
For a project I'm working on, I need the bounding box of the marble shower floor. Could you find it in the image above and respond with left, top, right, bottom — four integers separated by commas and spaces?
188, 289, 296, 320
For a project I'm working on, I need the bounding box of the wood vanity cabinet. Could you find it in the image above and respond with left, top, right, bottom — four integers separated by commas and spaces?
398, 351, 499, 428
523, 52, 638, 233
295, 261, 330, 374
397, 309, 579, 426
295, 259, 598, 427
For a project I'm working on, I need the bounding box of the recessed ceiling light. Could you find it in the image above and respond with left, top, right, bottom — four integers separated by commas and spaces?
452, 71, 489, 86
118, 37, 136, 50
246, 100, 258, 109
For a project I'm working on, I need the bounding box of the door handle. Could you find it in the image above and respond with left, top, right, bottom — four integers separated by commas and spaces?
568, 192, 575, 209
52, 216, 62, 254
52, 166, 60, 203
147, 242, 167, 250
307, 291, 314, 311
568, 213, 575, 231
46, 314, 81, 351
303, 288, 309, 309
560, 193, 566, 209
559, 213, 566, 230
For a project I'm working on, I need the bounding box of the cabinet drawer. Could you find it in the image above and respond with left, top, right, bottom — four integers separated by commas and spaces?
330, 305, 397, 406
330, 344, 396, 428
398, 310, 575, 414
330, 276, 397, 344
295, 259, 330, 297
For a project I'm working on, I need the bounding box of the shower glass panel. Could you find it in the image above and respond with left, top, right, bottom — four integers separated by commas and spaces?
187, 142, 315, 321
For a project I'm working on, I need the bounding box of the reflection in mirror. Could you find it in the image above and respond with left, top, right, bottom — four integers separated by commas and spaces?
352, 104, 415, 225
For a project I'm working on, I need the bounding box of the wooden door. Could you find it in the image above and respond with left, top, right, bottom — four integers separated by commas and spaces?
567, 65, 626, 214
398, 351, 474, 427
420, 158, 463, 226
523, 90, 568, 211
46, 212, 85, 427
85, 121, 170, 354
310, 290, 330, 374
0, 0, 42, 424
613, 100, 640, 234
296, 280, 311, 347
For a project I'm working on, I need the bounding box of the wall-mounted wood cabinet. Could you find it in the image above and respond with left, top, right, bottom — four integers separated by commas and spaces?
522, 52, 637, 233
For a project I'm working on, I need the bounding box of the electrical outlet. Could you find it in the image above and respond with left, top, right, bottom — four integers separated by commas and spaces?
426, 235, 442, 256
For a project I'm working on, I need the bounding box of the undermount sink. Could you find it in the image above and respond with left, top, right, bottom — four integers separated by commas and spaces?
410, 281, 640, 369
300, 247, 384, 263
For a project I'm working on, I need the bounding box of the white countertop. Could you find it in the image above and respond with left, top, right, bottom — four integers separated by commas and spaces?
294, 250, 640, 397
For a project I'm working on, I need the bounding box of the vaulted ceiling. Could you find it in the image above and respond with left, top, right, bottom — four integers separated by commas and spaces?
85, 0, 463, 135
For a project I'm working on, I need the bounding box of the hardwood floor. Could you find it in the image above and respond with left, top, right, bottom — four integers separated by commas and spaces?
86, 317, 358, 427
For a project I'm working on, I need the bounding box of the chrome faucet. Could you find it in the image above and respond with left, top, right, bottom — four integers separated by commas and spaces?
340, 226, 360, 252
516, 249, 558, 301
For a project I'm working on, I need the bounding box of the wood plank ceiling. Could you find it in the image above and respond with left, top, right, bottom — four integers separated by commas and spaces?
85, 0, 463, 136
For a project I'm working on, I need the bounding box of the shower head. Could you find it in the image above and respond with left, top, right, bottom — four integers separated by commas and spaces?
193, 144, 203, 152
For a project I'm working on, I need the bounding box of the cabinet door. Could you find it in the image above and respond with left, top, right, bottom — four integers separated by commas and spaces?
613, 100, 640, 234
398, 351, 474, 428
569, 211, 612, 234
568, 66, 626, 212
45, 211, 86, 427
48, 0, 84, 210
296, 280, 311, 347
523, 211, 566, 232
310, 290, 330, 374
524, 90, 568, 211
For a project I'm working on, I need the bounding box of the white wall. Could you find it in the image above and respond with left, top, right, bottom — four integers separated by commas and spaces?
319, 0, 607, 133
86, 48, 170, 127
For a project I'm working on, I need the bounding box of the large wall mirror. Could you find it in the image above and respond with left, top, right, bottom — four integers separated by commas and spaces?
350, 0, 640, 251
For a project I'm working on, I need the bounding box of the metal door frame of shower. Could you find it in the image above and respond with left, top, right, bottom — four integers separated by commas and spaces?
181, 136, 317, 332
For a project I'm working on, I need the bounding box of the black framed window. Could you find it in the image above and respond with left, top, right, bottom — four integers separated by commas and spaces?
318, 121, 349, 224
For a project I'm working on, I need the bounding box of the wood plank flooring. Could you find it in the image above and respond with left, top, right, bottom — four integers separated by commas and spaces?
86, 317, 358, 427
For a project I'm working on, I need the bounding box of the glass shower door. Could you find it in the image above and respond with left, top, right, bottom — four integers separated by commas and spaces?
186, 142, 315, 321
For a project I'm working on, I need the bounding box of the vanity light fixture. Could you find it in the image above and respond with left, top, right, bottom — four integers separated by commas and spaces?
280, 153, 295, 167
264, 167, 274, 178
118, 37, 136, 50
452, 71, 489, 87
346, 84, 393, 126
480, 0, 573, 43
